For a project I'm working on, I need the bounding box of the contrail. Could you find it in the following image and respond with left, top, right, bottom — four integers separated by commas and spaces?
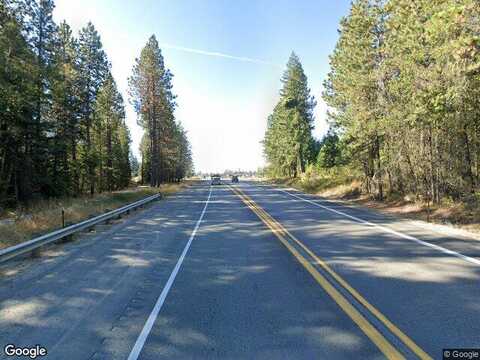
159, 43, 281, 67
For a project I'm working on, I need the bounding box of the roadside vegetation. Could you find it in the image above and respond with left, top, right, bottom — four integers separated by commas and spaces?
263, 0, 480, 232
0, 182, 190, 249
1, 1, 132, 205
0, 1, 196, 249
0, 1, 194, 210
268, 171, 480, 234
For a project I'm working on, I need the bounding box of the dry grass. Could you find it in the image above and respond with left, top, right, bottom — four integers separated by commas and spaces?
314, 180, 362, 199
0, 182, 191, 249
267, 166, 362, 198
348, 195, 480, 234
267, 170, 480, 235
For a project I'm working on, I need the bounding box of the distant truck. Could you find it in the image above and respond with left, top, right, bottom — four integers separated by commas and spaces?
231, 175, 239, 183
211, 175, 222, 185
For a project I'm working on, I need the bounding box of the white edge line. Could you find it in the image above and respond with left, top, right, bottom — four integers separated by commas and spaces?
279, 188, 480, 267
127, 186, 212, 360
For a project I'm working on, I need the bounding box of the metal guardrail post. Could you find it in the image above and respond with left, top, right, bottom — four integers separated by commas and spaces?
0, 193, 161, 264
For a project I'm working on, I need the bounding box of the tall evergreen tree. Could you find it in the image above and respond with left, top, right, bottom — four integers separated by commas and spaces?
129, 35, 185, 186
77, 22, 108, 195
0, 0, 36, 203
93, 73, 130, 191
263, 52, 316, 177
24, 0, 58, 196
49, 20, 81, 196
323, 0, 385, 197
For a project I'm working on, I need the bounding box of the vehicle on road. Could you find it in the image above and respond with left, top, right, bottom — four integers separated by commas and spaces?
231, 175, 239, 183
211, 175, 221, 185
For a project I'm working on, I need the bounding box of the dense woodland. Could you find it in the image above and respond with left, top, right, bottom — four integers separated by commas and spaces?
265, 0, 480, 204
0, 0, 193, 207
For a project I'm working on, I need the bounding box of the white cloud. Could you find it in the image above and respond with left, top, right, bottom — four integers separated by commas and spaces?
159, 43, 282, 68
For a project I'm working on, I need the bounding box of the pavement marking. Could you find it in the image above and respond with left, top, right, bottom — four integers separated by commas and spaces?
245, 189, 431, 359
244, 185, 434, 358
281, 225, 433, 360
230, 185, 418, 360
279, 188, 480, 267
127, 186, 212, 360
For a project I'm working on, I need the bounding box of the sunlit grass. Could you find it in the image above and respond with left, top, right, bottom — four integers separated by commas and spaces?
267, 167, 480, 234
268, 166, 362, 197
0, 182, 191, 249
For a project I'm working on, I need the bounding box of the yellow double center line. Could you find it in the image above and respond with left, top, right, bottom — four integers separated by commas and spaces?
230, 185, 432, 360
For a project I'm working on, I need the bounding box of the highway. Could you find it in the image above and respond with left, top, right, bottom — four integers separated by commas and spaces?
1, 181, 479, 359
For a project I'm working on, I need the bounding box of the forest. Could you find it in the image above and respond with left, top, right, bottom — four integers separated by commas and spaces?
264, 0, 480, 204
0, 0, 193, 208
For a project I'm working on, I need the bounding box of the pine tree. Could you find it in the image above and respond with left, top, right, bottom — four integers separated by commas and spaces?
323, 0, 385, 197
77, 22, 108, 195
114, 122, 131, 188
139, 133, 150, 184
317, 131, 342, 169
263, 52, 316, 177
49, 20, 81, 196
0, 0, 36, 204
93, 73, 129, 191
129, 35, 178, 186
23, 0, 58, 197
172, 122, 193, 181
130, 152, 140, 178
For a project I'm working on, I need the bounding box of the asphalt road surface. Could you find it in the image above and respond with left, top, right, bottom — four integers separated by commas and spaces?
1, 181, 479, 359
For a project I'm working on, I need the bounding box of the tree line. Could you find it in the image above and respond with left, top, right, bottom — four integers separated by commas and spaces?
325, 0, 480, 202
265, 0, 480, 204
0, 0, 131, 206
0, 0, 193, 207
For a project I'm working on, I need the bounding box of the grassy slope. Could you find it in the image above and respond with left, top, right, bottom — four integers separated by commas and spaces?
267, 169, 480, 235
0, 182, 191, 249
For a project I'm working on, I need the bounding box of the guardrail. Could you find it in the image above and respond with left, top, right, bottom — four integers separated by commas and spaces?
0, 193, 161, 264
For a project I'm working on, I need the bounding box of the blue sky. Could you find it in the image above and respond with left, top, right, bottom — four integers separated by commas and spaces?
53, 0, 352, 173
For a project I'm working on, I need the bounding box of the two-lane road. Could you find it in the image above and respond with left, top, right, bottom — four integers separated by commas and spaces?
1, 181, 479, 359
238, 182, 480, 358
